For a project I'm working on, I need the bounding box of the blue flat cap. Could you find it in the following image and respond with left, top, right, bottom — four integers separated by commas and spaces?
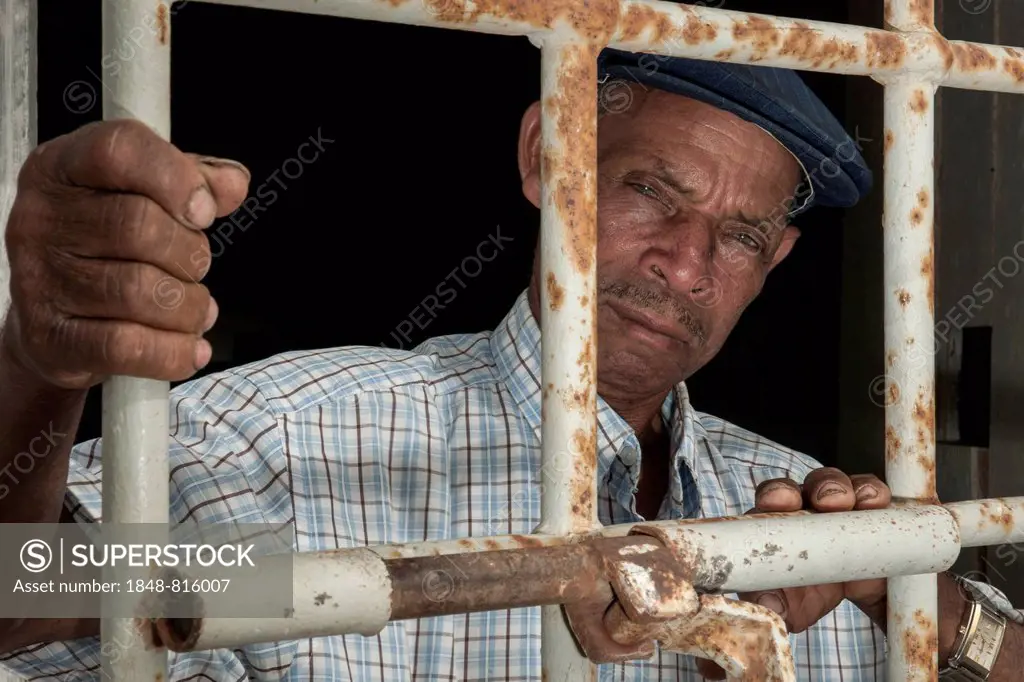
597, 47, 873, 218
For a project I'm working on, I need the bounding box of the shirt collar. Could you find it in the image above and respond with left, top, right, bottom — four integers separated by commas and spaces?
490, 289, 708, 508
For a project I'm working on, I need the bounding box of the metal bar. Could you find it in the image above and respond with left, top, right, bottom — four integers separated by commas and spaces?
191, 0, 1024, 92
100, 1, 173, 680
537, 33, 605, 681
881, 0, 940, 669
0, 0, 36, 319
148, 502, 1022, 654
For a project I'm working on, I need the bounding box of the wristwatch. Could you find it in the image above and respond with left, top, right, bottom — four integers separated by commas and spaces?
940, 593, 1007, 680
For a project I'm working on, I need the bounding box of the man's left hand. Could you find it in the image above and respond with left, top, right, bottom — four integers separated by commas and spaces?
697, 467, 891, 679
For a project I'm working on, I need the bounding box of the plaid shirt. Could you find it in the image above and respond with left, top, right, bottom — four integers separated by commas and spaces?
2, 289, 1020, 681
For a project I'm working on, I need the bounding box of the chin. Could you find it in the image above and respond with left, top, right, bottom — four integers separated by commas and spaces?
598, 344, 690, 394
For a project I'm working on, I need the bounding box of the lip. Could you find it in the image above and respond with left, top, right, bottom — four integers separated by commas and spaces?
606, 299, 693, 346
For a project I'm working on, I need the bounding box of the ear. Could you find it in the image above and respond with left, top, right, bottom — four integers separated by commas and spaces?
767, 225, 800, 273
518, 100, 543, 208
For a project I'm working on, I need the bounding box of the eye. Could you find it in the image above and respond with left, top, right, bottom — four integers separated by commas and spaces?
629, 182, 660, 200
727, 231, 765, 255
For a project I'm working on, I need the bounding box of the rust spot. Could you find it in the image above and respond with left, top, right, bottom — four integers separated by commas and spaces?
546, 272, 564, 311
901, 609, 938, 674
798, 550, 808, 559
910, 89, 928, 114
933, 35, 954, 71
618, 3, 674, 44
778, 22, 858, 68
884, 129, 895, 153
1004, 58, 1024, 83
314, 592, 331, 606
580, 294, 589, 307
732, 15, 780, 61
542, 44, 603, 274
897, 288, 911, 308
155, 674, 164, 682
917, 189, 929, 208
952, 43, 997, 71
156, 3, 169, 45
422, 0, 618, 42
458, 538, 474, 548
887, 349, 898, 368
512, 534, 546, 548
682, 13, 717, 45
484, 539, 501, 551
570, 427, 598, 523
910, 0, 934, 27
888, 381, 900, 406
910, 207, 924, 226
866, 32, 906, 69
714, 48, 735, 61
1006, 47, 1023, 59
913, 392, 935, 448
886, 425, 902, 463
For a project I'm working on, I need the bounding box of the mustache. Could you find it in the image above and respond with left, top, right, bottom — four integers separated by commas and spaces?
599, 280, 707, 344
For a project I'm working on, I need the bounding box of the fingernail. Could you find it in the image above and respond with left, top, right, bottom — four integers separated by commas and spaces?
185, 186, 217, 229
856, 484, 879, 500
194, 339, 212, 369
204, 298, 218, 332
816, 484, 847, 501
198, 156, 251, 180
756, 593, 786, 617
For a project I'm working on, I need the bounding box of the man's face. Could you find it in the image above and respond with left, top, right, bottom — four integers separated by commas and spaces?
521, 85, 802, 399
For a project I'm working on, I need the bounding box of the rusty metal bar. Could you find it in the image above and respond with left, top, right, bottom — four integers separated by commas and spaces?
99, 1, 172, 680
880, 0, 940, 674
536, 33, 605, 681
147, 501, 1021, 655
193, 0, 1024, 93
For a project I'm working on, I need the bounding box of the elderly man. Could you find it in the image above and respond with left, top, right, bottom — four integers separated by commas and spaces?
0, 48, 1020, 681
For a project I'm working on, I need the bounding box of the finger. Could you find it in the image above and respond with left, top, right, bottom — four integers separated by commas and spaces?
737, 589, 789, 627
38, 120, 230, 231
849, 473, 891, 509
50, 258, 214, 335
190, 155, 251, 217
753, 478, 802, 512
802, 467, 855, 512
45, 317, 210, 379
55, 191, 212, 282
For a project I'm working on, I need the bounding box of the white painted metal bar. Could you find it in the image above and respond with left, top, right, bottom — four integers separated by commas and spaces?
194, 0, 1024, 92
0, 0, 36, 319
537, 35, 602, 682
880, 0, 940, 675
99, 1, 172, 680
0, 3, 36, 681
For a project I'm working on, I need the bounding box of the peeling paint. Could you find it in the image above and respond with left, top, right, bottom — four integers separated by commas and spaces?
732, 15, 780, 61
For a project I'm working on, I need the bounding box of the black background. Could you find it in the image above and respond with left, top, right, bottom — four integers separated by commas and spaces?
38, 0, 864, 465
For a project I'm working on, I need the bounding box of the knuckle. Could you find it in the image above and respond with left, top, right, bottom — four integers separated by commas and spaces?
105, 324, 147, 367
89, 120, 147, 177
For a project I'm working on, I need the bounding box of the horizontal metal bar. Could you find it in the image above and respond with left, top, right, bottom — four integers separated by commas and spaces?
190, 0, 1024, 92
144, 500, 1024, 653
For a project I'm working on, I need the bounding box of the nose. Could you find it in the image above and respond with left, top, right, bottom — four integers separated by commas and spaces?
637, 216, 723, 308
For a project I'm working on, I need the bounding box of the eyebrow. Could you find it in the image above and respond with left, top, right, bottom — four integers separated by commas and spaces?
643, 154, 778, 232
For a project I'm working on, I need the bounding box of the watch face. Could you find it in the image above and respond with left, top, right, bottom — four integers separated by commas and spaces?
966, 615, 1003, 668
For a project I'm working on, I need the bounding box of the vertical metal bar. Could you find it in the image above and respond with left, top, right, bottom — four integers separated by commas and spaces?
100, 1, 172, 680
537, 36, 601, 681
882, 0, 939, 668
0, 0, 37, 319
0, 10, 38, 679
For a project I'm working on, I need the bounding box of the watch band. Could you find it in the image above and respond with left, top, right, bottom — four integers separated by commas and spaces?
940, 593, 1007, 681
